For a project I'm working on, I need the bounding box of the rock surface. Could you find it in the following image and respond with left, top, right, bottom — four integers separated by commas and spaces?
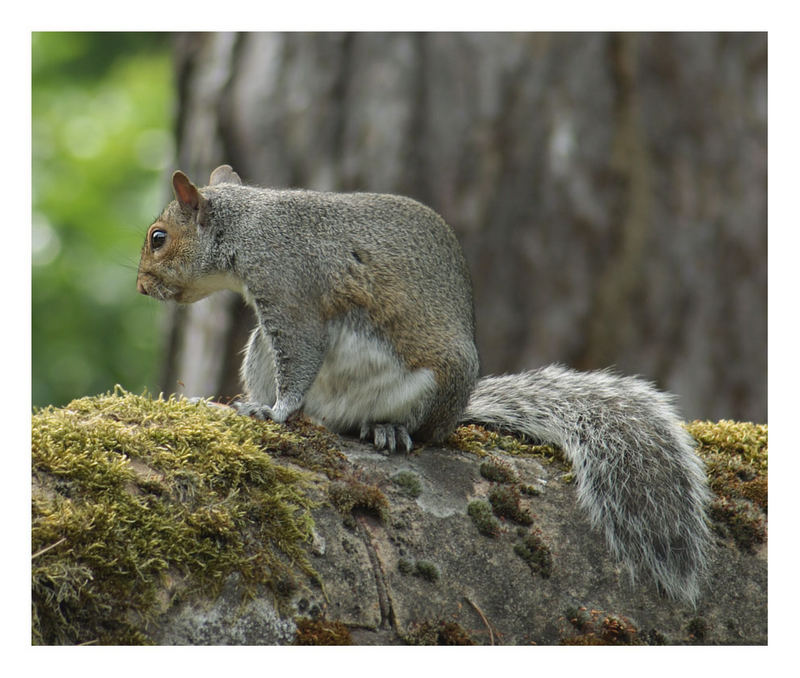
164, 441, 766, 646
32, 393, 767, 645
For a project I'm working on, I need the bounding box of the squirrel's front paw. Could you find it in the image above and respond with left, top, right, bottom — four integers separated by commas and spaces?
360, 423, 413, 454
234, 400, 275, 421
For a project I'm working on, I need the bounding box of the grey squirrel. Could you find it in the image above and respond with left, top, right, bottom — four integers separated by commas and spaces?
137, 164, 712, 604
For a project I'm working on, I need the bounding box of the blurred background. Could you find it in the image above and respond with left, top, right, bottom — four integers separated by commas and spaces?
32, 32, 172, 408
32, 32, 767, 423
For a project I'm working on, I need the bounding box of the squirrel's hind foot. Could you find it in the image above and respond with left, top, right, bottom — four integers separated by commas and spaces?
360, 423, 413, 453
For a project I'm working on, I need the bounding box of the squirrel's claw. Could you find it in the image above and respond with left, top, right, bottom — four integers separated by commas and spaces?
361, 423, 413, 453
233, 400, 275, 421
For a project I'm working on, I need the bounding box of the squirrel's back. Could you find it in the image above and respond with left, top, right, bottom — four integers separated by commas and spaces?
208, 185, 476, 344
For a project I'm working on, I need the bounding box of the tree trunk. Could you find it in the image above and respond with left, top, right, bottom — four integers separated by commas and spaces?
164, 32, 766, 422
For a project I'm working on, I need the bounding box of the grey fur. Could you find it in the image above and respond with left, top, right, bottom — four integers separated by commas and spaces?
464, 366, 712, 603
137, 165, 712, 605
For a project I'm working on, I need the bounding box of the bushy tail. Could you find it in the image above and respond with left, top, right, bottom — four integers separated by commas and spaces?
462, 364, 712, 604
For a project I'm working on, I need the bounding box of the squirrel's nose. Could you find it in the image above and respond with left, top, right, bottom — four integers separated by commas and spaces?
137, 279, 148, 295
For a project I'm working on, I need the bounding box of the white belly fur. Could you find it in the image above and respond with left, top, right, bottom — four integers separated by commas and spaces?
302, 322, 436, 433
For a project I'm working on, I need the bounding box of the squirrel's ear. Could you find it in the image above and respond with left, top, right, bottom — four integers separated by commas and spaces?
172, 171, 201, 210
209, 165, 242, 186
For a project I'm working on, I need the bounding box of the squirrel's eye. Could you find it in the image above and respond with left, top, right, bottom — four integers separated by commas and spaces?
150, 229, 167, 250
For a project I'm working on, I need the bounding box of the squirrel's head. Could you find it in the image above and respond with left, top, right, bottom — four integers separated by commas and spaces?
136, 165, 242, 303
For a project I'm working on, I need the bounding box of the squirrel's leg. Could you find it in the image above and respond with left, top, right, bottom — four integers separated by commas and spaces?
236, 314, 327, 424
414, 343, 479, 444
236, 325, 277, 419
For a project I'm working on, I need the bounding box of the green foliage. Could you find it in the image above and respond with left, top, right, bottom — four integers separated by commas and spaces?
32, 33, 173, 407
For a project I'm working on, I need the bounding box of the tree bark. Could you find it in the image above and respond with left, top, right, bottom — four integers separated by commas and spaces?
164, 32, 766, 422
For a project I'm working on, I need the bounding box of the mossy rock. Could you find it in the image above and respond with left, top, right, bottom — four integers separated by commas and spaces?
31, 387, 343, 645
687, 420, 768, 551
31, 391, 768, 646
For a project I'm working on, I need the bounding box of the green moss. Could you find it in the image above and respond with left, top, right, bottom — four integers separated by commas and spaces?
688, 420, 768, 468
688, 420, 768, 509
488, 485, 533, 526
413, 560, 440, 583
514, 530, 553, 578
32, 387, 321, 645
391, 471, 422, 499
271, 417, 349, 480
467, 500, 501, 537
328, 477, 389, 523
397, 557, 439, 583
688, 420, 768, 552
294, 618, 352, 645
404, 619, 475, 645
479, 457, 518, 484
448, 424, 564, 464
398, 558, 414, 575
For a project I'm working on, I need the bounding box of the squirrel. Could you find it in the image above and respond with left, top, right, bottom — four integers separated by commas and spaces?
137, 164, 712, 604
